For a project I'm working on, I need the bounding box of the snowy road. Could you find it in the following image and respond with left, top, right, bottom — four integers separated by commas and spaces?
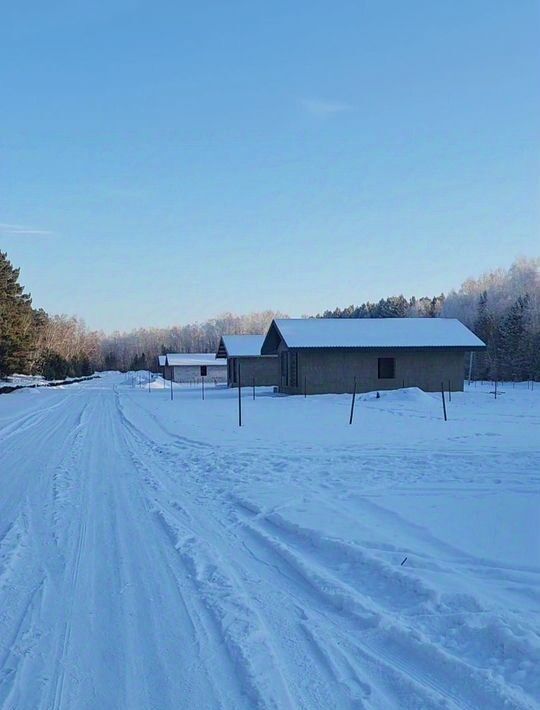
0, 374, 538, 709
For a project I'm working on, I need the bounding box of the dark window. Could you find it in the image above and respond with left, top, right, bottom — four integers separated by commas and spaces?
280, 351, 289, 385
378, 357, 395, 379
290, 352, 298, 387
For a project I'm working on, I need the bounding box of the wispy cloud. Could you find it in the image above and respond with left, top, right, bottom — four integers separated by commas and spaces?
0, 222, 53, 237
299, 98, 352, 117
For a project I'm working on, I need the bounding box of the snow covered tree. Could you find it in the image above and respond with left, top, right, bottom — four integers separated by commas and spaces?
498, 295, 530, 380
474, 291, 497, 379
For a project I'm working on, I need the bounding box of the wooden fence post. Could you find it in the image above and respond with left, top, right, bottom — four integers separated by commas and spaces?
349, 377, 357, 425
238, 363, 242, 427
441, 382, 447, 421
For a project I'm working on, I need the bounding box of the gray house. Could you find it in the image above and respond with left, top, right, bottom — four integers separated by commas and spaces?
216, 335, 278, 388
163, 353, 227, 383
260, 318, 486, 395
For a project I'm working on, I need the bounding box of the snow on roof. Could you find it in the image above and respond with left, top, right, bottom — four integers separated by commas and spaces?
165, 353, 226, 367
217, 335, 268, 358
265, 318, 485, 350
158, 355, 166, 367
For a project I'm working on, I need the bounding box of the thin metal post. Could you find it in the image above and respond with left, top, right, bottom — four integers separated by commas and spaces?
238, 363, 242, 427
202, 377, 205, 400
441, 382, 447, 421
349, 377, 357, 425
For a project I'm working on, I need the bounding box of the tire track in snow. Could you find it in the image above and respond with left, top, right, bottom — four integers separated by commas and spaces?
0, 394, 94, 709
232, 503, 537, 709
110, 386, 259, 708
0, 391, 89, 546
117, 399, 298, 709
0, 390, 77, 444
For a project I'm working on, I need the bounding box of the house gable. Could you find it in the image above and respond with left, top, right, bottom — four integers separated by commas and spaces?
261, 321, 286, 355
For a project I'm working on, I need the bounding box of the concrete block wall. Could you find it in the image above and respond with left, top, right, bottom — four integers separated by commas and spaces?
277, 346, 466, 395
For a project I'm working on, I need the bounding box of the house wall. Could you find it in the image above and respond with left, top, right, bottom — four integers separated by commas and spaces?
276, 343, 466, 394
227, 356, 279, 387
168, 365, 227, 383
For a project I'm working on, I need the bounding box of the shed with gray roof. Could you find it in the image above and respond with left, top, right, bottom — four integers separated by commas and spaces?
216, 335, 279, 388
163, 353, 227, 383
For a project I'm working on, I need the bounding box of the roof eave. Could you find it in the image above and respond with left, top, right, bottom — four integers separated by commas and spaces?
286, 344, 487, 351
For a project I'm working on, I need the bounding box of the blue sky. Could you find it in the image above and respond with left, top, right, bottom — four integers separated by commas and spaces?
1, 1, 539, 331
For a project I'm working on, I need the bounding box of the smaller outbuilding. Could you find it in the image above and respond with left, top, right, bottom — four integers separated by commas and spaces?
163, 353, 227, 383
216, 335, 279, 388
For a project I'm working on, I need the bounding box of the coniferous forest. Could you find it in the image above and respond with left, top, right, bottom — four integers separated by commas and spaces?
1, 249, 538, 381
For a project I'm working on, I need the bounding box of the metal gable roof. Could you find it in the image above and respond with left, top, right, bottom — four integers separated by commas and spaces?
263, 318, 485, 351
216, 335, 267, 358
165, 353, 226, 367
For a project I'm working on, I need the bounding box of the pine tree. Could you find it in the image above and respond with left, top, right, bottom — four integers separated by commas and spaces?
474, 291, 497, 379
499, 295, 530, 380
0, 251, 35, 378
377, 295, 409, 318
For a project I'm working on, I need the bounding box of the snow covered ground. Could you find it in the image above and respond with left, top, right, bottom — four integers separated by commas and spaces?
0, 373, 538, 709
0, 374, 47, 387
0, 374, 97, 390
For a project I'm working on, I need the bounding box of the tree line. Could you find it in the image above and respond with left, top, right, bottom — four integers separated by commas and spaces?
99, 311, 287, 373
1, 249, 539, 381
0, 251, 100, 380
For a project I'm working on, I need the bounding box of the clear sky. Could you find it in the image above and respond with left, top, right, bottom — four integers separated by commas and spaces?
1, 1, 539, 332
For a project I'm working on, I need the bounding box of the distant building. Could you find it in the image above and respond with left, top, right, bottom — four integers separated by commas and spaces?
158, 355, 166, 377
216, 335, 278, 388
261, 318, 486, 395
163, 353, 227, 383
